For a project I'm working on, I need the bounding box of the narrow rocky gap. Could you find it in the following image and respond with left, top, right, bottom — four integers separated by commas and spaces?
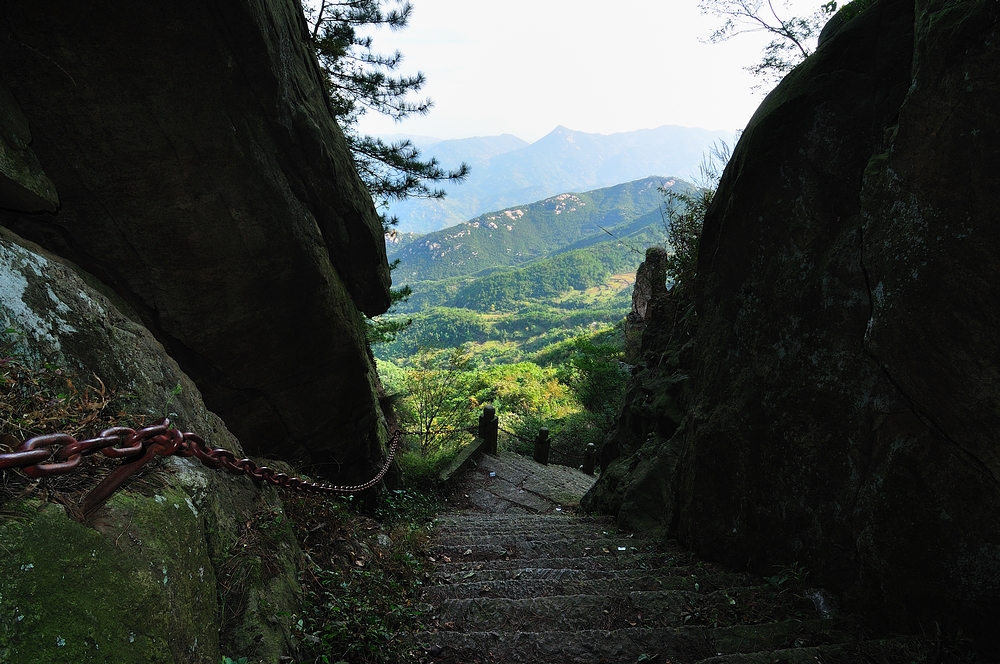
407, 452, 930, 664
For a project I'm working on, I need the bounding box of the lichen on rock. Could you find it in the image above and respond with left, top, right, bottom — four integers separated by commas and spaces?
0, 227, 304, 663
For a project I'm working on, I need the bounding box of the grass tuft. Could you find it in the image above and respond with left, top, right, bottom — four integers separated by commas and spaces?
284, 486, 440, 663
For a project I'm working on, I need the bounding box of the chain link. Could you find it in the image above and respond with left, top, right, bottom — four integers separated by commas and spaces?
0, 420, 401, 495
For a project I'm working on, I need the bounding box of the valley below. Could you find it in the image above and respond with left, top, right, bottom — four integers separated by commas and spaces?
373, 177, 682, 477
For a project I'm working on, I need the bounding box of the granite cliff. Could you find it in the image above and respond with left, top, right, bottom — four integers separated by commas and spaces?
0, 0, 391, 480
584, 0, 1000, 654
0, 1, 397, 660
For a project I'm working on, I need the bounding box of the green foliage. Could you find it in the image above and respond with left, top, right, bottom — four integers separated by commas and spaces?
467, 362, 576, 419
365, 262, 413, 345
397, 347, 478, 455
303, 0, 469, 222
395, 445, 459, 489
830, 0, 875, 23
765, 562, 810, 590
660, 141, 731, 305
379, 338, 617, 471
372, 487, 441, 526
376, 301, 628, 364
453, 251, 611, 311
286, 489, 435, 664
557, 337, 628, 417
163, 381, 183, 419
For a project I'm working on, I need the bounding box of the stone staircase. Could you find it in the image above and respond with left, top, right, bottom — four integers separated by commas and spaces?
409, 452, 928, 664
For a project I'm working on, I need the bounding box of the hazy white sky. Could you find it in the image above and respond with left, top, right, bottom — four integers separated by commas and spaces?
353, 0, 823, 142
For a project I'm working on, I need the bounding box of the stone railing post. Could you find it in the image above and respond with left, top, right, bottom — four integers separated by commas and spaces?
478, 405, 498, 455
582, 442, 596, 475
533, 427, 550, 465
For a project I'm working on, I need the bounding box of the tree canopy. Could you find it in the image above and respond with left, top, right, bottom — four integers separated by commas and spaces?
302, 0, 469, 223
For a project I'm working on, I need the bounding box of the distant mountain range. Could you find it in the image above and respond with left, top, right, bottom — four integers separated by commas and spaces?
383, 125, 735, 233
387, 176, 686, 284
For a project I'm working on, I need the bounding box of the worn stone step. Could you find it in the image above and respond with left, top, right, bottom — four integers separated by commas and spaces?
430, 538, 656, 562
694, 636, 929, 663
433, 564, 732, 585
431, 552, 681, 577
431, 591, 694, 632
410, 626, 716, 664
433, 513, 612, 527
431, 585, 827, 634
432, 524, 617, 544
422, 570, 758, 602
707, 618, 864, 655
410, 619, 869, 664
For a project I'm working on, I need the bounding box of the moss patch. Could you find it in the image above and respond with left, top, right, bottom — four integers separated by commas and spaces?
0, 491, 218, 663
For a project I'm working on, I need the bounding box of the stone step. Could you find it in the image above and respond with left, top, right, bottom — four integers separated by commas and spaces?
432, 564, 731, 584
410, 619, 863, 664
706, 619, 863, 655
430, 584, 825, 634
429, 538, 652, 562
432, 513, 614, 531
422, 570, 758, 602
410, 626, 716, 664
431, 591, 692, 632
694, 637, 928, 663
432, 552, 678, 575
431, 524, 618, 544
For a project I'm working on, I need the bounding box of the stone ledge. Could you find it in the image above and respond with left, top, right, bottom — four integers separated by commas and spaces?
438, 437, 486, 485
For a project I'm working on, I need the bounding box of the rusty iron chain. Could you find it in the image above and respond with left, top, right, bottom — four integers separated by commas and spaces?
0, 420, 401, 501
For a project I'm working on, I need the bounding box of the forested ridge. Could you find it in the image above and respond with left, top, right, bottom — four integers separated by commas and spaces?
388, 177, 684, 282
374, 177, 684, 480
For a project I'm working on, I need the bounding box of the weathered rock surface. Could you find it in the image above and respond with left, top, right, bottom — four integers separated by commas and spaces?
585, 0, 1000, 654
0, 227, 303, 663
0, 0, 391, 479
584, 247, 690, 526
0, 78, 58, 213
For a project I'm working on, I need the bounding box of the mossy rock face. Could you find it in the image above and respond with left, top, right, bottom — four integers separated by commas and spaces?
0, 229, 305, 662
0, 464, 304, 664
0, 493, 216, 663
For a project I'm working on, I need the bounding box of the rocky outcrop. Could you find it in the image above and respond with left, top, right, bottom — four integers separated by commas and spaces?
0, 0, 391, 479
0, 79, 57, 214
585, 0, 1000, 653
0, 227, 303, 663
583, 248, 691, 532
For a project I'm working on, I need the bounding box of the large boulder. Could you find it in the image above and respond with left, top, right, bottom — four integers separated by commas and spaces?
0, 226, 304, 663
0, 0, 391, 479
585, 0, 1000, 651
